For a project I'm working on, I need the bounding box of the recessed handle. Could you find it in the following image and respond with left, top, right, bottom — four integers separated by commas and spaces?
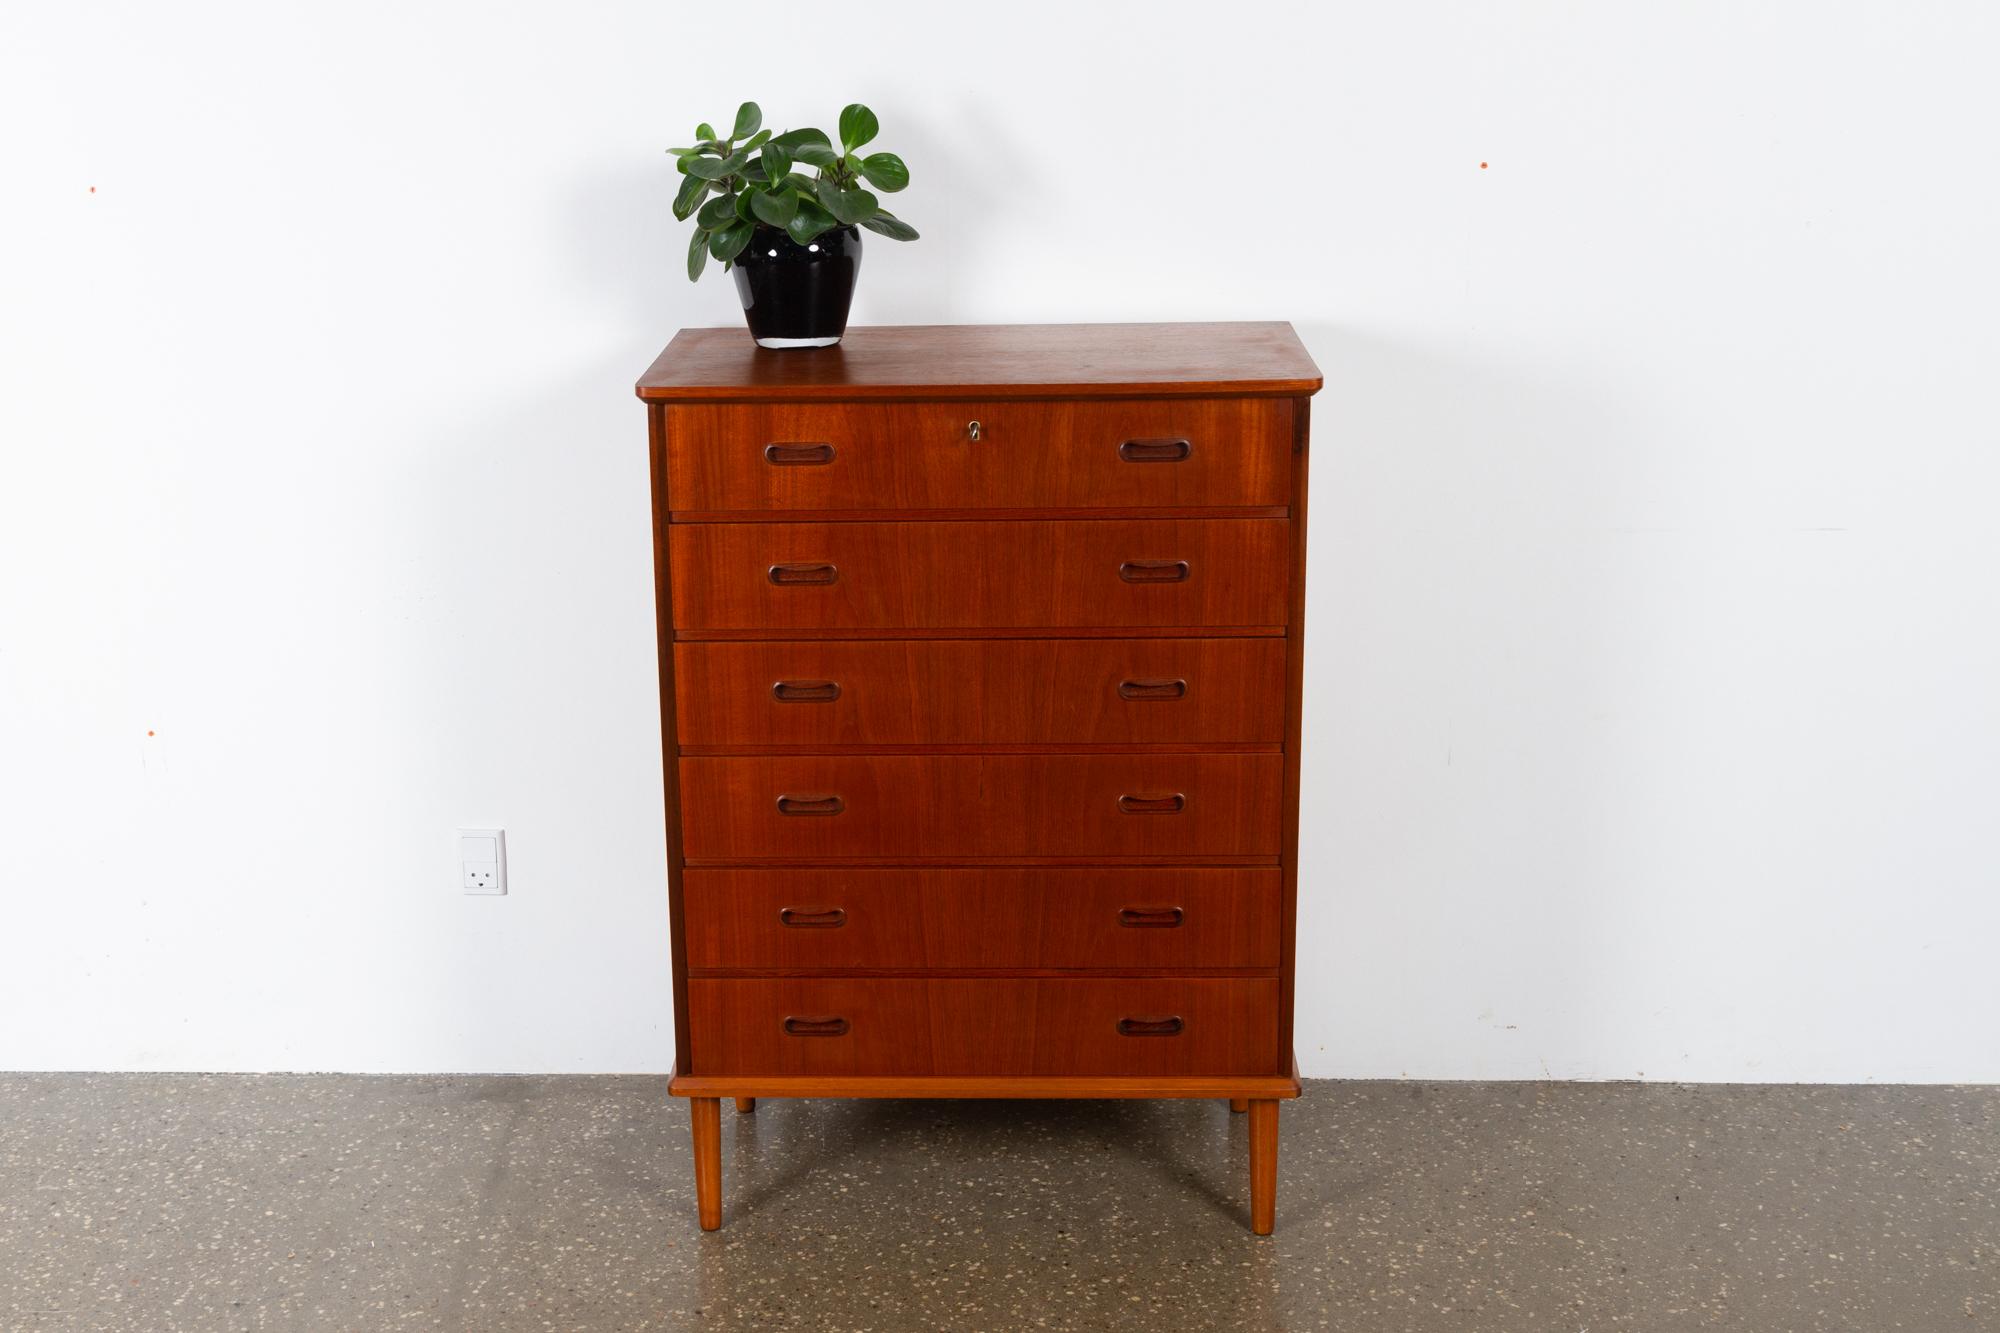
1116, 1015, 1184, 1037
1118, 792, 1186, 815
776, 793, 845, 816
1119, 438, 1192, 463
782, 1015, 850, 1037
1118, 559, 1190, 584
779, 906, 847, 928
1118, 906, 1185, 929
764, 441, 836, 466
768, 563, 838, 586
772, 680, 841, 703
1118, 678, 1187, 702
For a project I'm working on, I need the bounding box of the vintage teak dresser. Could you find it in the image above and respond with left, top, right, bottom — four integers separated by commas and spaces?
637, 322, 1322, 1234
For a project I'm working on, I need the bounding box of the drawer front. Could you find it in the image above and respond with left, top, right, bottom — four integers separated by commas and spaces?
674, 639, 1285, 746
679, 754, 1282, 860
664, 398, 1292, 512
668, 519, 1289, 630
683, 867, 1280, 970
687, 978, 1281, 1076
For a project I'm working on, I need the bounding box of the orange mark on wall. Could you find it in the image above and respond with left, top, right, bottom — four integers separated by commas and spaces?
1479, 162, 1488, 169
90, 186, 97, 193
147, 730, 155, 737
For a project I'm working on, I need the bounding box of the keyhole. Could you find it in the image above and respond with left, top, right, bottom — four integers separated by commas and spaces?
967, 420, 982, 442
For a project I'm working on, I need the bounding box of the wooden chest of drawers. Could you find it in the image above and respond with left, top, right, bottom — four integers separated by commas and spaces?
638, 321, 1321, 1234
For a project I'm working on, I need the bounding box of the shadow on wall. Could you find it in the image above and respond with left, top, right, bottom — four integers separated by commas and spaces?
1293, 323, 1654, 1078
360, 352, 673, 1067
842, 104, 1028, 325
566, 156, 724, 335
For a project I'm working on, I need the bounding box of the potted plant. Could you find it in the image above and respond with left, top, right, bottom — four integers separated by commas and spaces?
670, 102, 918, 348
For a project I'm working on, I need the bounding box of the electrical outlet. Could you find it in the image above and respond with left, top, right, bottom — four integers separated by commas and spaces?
459, 828, 506, 895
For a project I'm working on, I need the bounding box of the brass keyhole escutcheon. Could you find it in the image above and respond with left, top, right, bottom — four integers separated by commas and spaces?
967, 420, 982, 442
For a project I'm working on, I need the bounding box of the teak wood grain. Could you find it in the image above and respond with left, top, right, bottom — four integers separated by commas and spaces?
640, 320, 1319, 1235
1249, 1100, 1279, 1235
669, 518, 1290, 631
668, 1070, 1303, 1099
673, 638, 1286, 747
686, 977, 1282, 1076
682, 867, 1281, 971
688, 1097, 721, 1229
663, 398, 1292, 511
678, 753, 1283, 860
638, 322, 1322, 402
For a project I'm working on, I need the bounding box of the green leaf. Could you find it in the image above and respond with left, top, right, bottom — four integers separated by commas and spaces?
683, 152, 748, 181
740, 128, 771, 152
687, 228, 709, 281
672, 173, 710, 221
773, 127, 838, 169
709, 217, 754, 262
750, 185, 799, 228
732, 102, 762, 140
856, 151, 909, 192
695, 122, 715, 140
696, 194, 737, 229
770, 127, 832, 154
784, 172, 820, 193
859, 209, 920, 241
734, 190, 756, 222
839, 104, 879, 153
786, 197, 838, 246
815, 177, 879, 225
739, 158, 770, 185
761, 144, 792, 182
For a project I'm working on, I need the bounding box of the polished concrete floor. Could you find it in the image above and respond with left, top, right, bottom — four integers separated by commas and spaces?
0, 1076, 1993, 1331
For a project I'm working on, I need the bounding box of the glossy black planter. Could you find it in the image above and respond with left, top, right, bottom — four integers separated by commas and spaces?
730, 224, 862, 348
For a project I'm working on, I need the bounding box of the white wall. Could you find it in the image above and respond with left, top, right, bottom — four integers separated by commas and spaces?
4, 1, 1997, 1080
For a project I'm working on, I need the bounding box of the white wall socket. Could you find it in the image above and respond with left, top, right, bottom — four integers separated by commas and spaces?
458, 828, 506, 895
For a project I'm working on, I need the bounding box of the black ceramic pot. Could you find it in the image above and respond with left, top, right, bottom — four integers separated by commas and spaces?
730, 224, 862, 348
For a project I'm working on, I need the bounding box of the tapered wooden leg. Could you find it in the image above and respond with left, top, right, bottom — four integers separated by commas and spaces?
734, 1097, 757, 1114
1229, 1098, 1249, 1113
690, 1097, 722, 1231
1248, 1099, 1279, 1235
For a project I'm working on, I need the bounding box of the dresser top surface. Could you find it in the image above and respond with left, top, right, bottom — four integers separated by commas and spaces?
637, 321, 1322, 402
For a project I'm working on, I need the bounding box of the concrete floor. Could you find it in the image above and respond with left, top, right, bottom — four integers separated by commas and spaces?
0, 1077, 1993, 1331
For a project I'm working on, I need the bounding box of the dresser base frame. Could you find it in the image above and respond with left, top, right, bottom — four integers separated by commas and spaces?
668, 1060, 1302, 1235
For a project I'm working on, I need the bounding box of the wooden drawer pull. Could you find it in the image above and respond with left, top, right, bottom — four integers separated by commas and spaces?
1118, 906, 1185, 929
763, 441, 836, 466
768, 562, 839, 586
1116, 1015, 1185, 1037
776, 794, 845, 816
778, 906, 847, 928
1117, 678, 1187, 702
782, 1015, 850, 1037
1118, 792, 1186, 815
772, 679, 841, 703
1118, 559, 1190, 584
1118, 437, 1192, 463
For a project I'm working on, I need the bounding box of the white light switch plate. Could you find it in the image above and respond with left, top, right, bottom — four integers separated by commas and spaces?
459, 828, 506, 895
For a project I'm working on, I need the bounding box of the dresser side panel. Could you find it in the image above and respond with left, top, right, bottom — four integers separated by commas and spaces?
1278, 398, 1310, 1058
649, 400, 693, 1070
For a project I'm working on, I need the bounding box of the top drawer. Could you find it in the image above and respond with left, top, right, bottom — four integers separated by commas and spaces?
663, 399, 1293, 513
